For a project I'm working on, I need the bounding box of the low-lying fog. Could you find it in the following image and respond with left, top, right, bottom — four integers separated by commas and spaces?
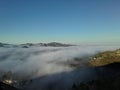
0, 45, 120, 90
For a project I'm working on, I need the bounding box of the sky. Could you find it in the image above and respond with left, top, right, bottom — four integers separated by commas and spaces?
0, 0, 120, 44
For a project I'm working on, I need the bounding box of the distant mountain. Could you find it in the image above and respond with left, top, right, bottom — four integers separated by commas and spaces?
0, 42, 9, 47
38, 42, 74, 47
0, 42, 16, 48
0, 42, 74, 48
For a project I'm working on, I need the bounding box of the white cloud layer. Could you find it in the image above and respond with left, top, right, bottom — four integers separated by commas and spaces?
0, 45, 120, 89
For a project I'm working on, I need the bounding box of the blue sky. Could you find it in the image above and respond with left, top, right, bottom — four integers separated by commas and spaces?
0, 0, 120, 44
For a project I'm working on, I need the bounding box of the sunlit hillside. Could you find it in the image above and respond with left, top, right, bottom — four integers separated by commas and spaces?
90, 49, 120, 66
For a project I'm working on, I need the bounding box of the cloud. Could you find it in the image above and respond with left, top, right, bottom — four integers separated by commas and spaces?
0, 45, 120, 89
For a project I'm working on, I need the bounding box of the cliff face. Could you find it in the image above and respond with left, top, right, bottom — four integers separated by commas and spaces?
90, 49, 120, 66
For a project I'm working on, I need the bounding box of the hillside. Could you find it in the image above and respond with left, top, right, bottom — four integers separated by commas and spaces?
0, 82, 18, 90
90, 49, 120, 66
72, 62, 120, 90
72, 75, 120, 90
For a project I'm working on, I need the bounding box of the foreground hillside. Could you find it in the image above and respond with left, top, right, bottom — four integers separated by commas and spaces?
72, 63, 120, 90
72, 75, 120, 90
0, 82, 18, 90
90, 49, 120, 66
72, 49, 120, 90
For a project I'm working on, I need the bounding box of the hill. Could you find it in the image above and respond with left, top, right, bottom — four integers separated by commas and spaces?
0, 82, 18, 90
90, 49, 120, 66
72, 62, 120, 90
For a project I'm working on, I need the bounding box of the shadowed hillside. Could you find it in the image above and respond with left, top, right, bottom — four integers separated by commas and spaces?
72, 63, 120, 90
0, 82, 18, 90
73, 49, 120, 90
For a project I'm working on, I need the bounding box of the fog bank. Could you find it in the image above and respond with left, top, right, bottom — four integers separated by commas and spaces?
0, 45, 120, 89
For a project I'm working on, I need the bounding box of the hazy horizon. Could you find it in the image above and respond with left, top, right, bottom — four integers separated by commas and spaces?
1, 39, 120, 45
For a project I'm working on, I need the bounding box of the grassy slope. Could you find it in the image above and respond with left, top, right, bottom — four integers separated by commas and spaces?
90, 49, 120, 66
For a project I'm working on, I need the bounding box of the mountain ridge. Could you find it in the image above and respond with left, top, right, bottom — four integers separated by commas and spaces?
0, 42, 74, 48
